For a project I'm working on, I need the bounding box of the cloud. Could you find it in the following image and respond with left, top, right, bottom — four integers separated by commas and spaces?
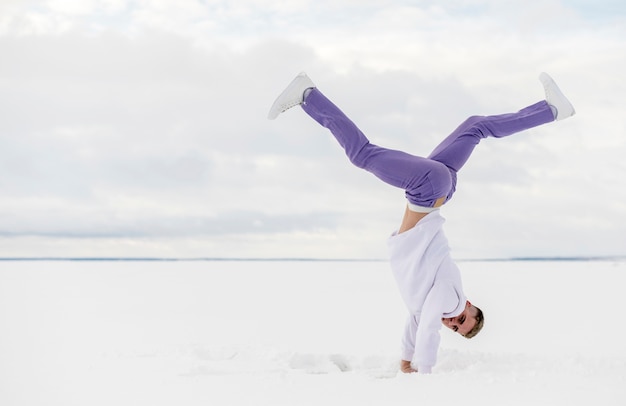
0, 0, 625, 258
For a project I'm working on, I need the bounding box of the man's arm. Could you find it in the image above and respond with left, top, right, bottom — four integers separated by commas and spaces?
413, 283, 459, 374
399, 315, 419, 373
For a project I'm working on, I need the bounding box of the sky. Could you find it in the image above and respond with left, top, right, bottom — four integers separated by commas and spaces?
0, 0, 625, 259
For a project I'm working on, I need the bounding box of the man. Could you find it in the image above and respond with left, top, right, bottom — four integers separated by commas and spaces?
267, 72, 575, 374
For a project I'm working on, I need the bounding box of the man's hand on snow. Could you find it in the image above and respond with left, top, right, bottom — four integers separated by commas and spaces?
400, 360, 417, 374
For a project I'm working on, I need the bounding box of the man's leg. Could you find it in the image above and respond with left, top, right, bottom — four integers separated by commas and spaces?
302, 88, 452, 208
426, 101, 555, 202
426, 72, 576, 204
428, 101, 555, 172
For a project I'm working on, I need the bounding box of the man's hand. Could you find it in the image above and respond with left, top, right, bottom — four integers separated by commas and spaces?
400, 360, 417, 374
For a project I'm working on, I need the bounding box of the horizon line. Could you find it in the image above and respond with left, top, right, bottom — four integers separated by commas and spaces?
0, 256, 625, 262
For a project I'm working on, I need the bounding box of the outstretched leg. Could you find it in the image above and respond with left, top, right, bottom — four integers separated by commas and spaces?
302, 88, 453, 209
426, 71, 575, 179
428, 102, 555, 172
427, 102, 555, 202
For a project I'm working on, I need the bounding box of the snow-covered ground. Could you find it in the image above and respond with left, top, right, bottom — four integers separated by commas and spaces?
1, 259, 624, 406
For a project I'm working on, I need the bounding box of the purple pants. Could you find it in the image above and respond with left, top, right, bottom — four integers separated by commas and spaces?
301, 88, 555, 208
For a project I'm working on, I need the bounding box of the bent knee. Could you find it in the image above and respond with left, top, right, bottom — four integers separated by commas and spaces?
463, 115, 487, 125
347, 143, 375, 169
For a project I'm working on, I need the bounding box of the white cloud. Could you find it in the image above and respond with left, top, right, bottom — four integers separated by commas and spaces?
0, 0, 624, 258
47, 0, 100, 15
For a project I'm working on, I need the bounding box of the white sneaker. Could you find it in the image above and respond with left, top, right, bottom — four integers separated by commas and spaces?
267, 72, 316, 120
539, 72, 575, 121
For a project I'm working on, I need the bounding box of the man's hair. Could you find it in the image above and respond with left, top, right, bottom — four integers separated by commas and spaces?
463, 306, 484, 339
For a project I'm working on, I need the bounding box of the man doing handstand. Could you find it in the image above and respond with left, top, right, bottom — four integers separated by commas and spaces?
267, 71, 575, 374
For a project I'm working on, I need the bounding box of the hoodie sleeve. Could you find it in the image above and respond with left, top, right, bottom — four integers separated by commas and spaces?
412, 282, 460, 374
401, 314, 419, 362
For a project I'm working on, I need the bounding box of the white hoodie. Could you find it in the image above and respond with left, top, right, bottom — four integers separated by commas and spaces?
387, 210, 466, 374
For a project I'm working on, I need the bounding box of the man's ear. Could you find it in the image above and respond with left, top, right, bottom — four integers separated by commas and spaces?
466, 300, 472, 308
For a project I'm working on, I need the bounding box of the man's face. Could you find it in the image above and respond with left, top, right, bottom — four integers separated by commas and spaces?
442, 301, 477, 336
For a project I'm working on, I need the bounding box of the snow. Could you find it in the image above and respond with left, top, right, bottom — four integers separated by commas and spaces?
1, 259, 625, 405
